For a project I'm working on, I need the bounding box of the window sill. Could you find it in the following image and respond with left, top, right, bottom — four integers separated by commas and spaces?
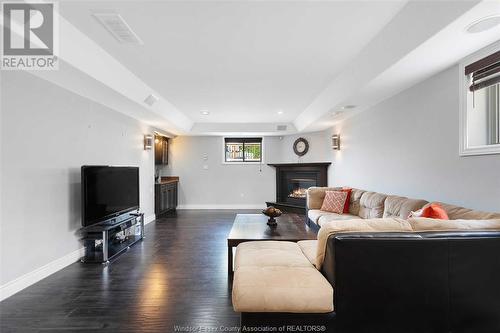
459, 143, 500, 156
222, 161, 264, 165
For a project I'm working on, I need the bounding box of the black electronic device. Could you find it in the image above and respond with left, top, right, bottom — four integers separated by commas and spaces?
81, 165, 139, 227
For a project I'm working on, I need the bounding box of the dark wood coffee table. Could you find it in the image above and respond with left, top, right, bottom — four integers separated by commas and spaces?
227, 214, 317, 274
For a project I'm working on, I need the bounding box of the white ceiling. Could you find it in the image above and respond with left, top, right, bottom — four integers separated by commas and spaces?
16, 0, 500, 135
58, 1, 405, 125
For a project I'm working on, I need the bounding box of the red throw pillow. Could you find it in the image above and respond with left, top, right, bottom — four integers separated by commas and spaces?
321, 191, 348, 214
341, 188, 352, 214
415, 203, 449, 220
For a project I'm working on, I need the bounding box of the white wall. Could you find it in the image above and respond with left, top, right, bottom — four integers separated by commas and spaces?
165, 131, 331, 208
0, 71, 156, 292
330, 65, 500, 212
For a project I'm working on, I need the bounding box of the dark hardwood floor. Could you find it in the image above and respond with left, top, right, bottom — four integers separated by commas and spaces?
0, 210, 270, 333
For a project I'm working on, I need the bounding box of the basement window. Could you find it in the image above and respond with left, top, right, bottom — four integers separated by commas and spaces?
224, 137, 263, 163
460, 47, 500, 156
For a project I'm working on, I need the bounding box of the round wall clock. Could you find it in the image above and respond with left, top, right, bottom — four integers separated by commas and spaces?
293, 137, 309, 156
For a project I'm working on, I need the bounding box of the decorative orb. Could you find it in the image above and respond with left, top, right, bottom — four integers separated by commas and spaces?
262, 206, 282, 227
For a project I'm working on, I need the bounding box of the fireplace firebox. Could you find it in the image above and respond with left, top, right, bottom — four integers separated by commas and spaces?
267, 163, 331, 213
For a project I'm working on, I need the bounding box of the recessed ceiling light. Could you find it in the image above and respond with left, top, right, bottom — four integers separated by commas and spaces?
200, 110, 210, 115
341, 105, 356, 110
277, 110, 284, 115
466, 15, 500, 34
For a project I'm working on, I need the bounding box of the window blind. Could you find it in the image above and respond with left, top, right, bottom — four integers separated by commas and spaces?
224, 138, 262, 144
465, 50, 500, 92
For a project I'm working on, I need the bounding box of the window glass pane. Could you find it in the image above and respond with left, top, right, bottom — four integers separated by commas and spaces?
467, 83, 500, 146
224, 138, 262, 162
244, 143, 261, 162
225, 142, 244, 162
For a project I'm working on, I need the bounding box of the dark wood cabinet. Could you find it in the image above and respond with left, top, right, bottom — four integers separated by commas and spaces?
155, 181, 178, 216
155, 135, 168, 165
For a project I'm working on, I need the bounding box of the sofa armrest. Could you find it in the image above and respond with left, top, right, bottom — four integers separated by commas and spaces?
306, 187, 340, 210
322, 232, 500, 332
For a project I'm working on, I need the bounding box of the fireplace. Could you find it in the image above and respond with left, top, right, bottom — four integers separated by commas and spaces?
288, 178, 316, 199
267, 163, 331, 213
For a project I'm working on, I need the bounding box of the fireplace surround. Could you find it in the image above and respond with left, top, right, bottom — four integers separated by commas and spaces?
267, 163, 331, 213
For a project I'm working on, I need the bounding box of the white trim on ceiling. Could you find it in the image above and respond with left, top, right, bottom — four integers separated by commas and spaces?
16, 0, 500, 136
294, 0, 481, 133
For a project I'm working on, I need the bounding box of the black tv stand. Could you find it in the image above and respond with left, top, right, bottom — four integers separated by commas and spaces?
80, 212, 144, 264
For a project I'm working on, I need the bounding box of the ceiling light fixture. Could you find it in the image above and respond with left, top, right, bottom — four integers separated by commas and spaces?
277, 110, 284, 115
200, 110, 210, 115
466, 15, 500, 34
341, 105, 356, 110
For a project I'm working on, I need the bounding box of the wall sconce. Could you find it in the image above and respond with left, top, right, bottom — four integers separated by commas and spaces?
144, 134, 153, 150
332, 134, 341, 150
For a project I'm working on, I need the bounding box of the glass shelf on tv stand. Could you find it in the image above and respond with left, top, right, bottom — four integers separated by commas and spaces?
81, 213, 144, 264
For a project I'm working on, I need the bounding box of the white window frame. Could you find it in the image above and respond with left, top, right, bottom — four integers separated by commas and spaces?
459, 41, 500, 156
221, 137, 265, 165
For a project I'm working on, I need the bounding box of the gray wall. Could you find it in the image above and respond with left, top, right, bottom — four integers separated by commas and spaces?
330, 65, 500, 212
272, 131, 332, 165
165, 131, 331, 208
0, 71, 156, 286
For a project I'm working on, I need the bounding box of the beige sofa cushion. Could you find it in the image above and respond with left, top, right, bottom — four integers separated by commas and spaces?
306, 187, 341, 210
233, 241, 334, 313
424, 202, 500, 220
298, 240, 318, 266
308, 209, 360, 226
348, 188, 366, 216
409, 217, 500, 232
232, 266, 334, 313
318, 213, 361, 226
234, 241, 311, 270
316, 218, 413, 269
308, 209, 329, 224
358, 192, 387, 219
383, 195, 428, 219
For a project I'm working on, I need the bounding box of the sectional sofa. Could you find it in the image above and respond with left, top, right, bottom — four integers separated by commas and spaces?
232, 187, 500, 333
306, 187, 500, 227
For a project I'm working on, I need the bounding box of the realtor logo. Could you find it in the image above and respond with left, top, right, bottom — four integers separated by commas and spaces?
1, 2, 59, 70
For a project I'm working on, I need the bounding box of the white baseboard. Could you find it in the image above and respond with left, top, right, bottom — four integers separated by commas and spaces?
177, 204, 265, 210
0, 247, 85, 302
144, 214, 156, 225
1, 214, 156, 302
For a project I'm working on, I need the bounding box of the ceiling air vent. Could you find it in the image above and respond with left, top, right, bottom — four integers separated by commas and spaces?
92, 13, 143, 44
276, 125, 287, 131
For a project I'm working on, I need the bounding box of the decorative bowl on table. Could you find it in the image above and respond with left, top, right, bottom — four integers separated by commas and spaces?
262, 206, 282, 227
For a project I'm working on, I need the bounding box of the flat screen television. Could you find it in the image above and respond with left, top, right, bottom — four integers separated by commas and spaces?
81, 165, 139, 227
